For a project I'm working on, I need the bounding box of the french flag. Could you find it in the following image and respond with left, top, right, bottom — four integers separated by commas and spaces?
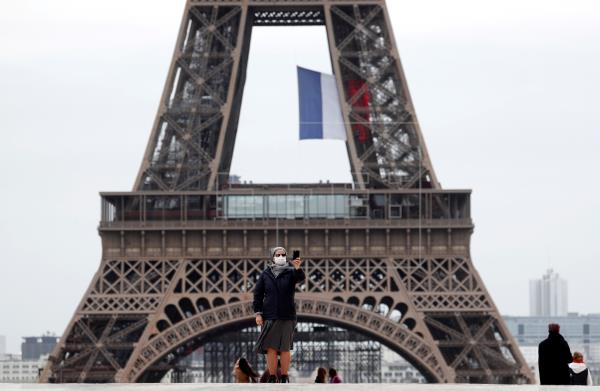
297, 66, 347, 141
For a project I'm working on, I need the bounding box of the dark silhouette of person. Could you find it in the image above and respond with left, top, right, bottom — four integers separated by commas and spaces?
538, 323, 572, 385
254, 247, 305, 383
315, 367, 327, 383
569, 351, 593, 385
329, 367, 342, 383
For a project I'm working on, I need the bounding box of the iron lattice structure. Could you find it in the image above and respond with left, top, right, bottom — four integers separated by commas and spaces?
41, 0, 534, 384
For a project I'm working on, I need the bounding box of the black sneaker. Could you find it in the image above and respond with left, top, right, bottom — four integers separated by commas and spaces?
280, 374, 289, 383
267, 375, 278, 383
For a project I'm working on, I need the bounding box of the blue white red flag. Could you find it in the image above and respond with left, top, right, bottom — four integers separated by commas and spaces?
297, 66, 347, 141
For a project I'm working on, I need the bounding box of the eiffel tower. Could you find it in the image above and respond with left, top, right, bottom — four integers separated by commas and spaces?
40, 0, 534, 384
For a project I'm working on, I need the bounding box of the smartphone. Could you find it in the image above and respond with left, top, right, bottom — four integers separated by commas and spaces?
292, 250, 300, 260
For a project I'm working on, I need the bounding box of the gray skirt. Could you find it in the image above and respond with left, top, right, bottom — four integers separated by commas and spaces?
255, 320, 296, 354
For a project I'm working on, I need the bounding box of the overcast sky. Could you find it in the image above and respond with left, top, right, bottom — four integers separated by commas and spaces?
0, 0, 599, 353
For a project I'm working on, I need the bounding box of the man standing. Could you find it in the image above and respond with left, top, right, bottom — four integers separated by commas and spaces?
538, 323, 573, 385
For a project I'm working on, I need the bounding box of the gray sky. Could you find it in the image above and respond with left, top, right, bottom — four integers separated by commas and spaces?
1, 0, 599, 353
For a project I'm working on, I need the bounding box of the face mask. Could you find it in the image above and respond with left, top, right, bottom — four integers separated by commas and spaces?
273, 256, 287, 266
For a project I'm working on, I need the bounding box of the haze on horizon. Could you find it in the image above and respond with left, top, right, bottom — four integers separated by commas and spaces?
0, 0, 599, 353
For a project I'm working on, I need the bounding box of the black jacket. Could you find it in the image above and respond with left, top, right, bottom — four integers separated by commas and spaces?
538, 332, 573, 385
253, 266, 305, 320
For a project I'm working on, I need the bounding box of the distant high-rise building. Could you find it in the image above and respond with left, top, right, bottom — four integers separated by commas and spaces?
529, 269, 568, 317
21, 336, 58, 361
0, 335, 6, 358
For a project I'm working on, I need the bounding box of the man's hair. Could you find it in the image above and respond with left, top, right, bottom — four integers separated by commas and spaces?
573, 351, 584, 360
548, 323, 560, 333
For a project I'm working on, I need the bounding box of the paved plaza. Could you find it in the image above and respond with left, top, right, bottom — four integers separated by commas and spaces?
1, 385, 596, 391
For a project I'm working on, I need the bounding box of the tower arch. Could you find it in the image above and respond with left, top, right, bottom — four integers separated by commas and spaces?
123, 299, 449, 383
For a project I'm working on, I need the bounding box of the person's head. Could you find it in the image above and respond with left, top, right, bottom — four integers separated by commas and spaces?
573, 352, 584, 363
548, 323, 560, 333
317, 367, 327, 381
329, 368, 337, 378
271, 246, 287, 266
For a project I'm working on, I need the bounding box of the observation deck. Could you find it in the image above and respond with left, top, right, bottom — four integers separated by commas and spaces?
100, 185, 472, 231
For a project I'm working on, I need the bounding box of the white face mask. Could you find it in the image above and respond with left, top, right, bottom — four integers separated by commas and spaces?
273, 255, 287, 266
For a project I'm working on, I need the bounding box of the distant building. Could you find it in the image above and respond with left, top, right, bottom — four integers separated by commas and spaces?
504, 313, 600, 384
529, 269, 568, 317
505, 313, 600, 348
0, 334, 59, 383
0, 335, 6, 359
380, 346, 425, 383
21, 336, 58, 361
0, 354, 48, 383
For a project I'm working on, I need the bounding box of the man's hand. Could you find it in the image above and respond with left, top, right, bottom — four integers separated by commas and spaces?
255, 314, 263, 326
292, 257, 302, 270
